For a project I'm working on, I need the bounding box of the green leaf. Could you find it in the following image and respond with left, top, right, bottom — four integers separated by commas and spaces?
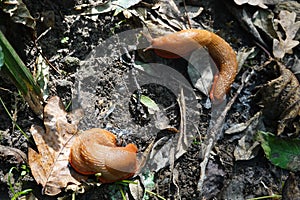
256, 131, 300, 171
133, 94, 160, 113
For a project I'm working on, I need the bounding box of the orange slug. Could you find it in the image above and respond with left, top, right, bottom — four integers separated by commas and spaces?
144, 29, 238, 101
69, 128, 138, 183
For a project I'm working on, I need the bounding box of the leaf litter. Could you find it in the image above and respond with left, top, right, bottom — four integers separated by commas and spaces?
273, 10, 300, 59
28, 96, 85, 196
1, 1, 300, 198
254, 60, 300, 135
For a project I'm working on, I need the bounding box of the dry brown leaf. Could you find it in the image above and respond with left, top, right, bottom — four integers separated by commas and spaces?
255, 61, 300, 135
28, 96, 86, 196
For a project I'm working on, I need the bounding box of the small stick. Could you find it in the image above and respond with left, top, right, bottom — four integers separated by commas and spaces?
197, 69, 254, 192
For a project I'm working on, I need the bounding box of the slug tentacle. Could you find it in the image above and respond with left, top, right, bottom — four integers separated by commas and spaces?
69, 128, 138, 183
144, 29, 238, 101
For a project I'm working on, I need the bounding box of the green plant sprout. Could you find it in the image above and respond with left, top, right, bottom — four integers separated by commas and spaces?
110, 20, 126, 34
8, 164, 33, 200
61, 36, 69, 44
192, 137, 201, 145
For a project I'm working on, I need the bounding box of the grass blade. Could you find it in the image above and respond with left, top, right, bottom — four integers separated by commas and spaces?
0, 30, 43, 115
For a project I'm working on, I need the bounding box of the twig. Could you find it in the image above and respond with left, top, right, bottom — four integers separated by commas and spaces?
197, 69, 254, 192
255, 41, 272, 59
36, 27, 52, 42
182, 0, 192, 29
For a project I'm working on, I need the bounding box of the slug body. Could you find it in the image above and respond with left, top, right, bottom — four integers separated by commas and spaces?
144, 29, 238, 101
69, 128, 138, 183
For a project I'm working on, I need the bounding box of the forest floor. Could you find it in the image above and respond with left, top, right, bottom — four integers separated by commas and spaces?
0, 0, 300, 199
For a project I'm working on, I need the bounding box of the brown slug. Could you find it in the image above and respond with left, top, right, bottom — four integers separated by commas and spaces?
144, 29, 238, 101
69, 128, 138, 183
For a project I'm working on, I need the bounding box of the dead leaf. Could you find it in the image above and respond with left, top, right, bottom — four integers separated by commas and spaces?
28, 96, 85, 196
233, 112, 264, 160
282, 173, 300, 200
234, 0, 286, 9
273, 10, 300, 59
236, 46, 257, 71
1, 0, 36, 30
234, 0, 268, 9
143, 0, 203, 35
34, 54, 49, 100
255, 61, 300, 135
274, 2, 300, 40
187, 48, 214, 98
273, 38, 299, 59
128, 178, 144, 200
75, 0, 142, 17
253, 9, 277, 41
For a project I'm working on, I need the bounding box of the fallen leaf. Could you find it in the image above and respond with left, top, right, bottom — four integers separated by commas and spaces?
1, 0, 36, 30
187, 48, 214, 98
75, 0, 142, 16
232, 112, 263, 161
274, 10, 300, 39
255, 61, 300, 135
28, 96, 85, 196
273, 38, 299, 59
34, 54, 49, 100
275, 1, 300, 21
146, 89, 190, 172
234, 0, 268, 9
142, 0, 202, 34
113, 0, 142, 16
133, 94, 160, 114
234, 0, 286, 8
128, 178, 144, 200
282, 173, 300, 200
236, 46, 257, 70
256, 131, 300, 171
253, 9, 277, 41
273, 10, 300, 59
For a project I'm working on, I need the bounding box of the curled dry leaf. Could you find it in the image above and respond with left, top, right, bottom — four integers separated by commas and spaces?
28, 96, 85, 196
255, 61, 300, 135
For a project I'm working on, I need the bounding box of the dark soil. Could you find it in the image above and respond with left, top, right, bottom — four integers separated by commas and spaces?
1, 0, 300, 200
